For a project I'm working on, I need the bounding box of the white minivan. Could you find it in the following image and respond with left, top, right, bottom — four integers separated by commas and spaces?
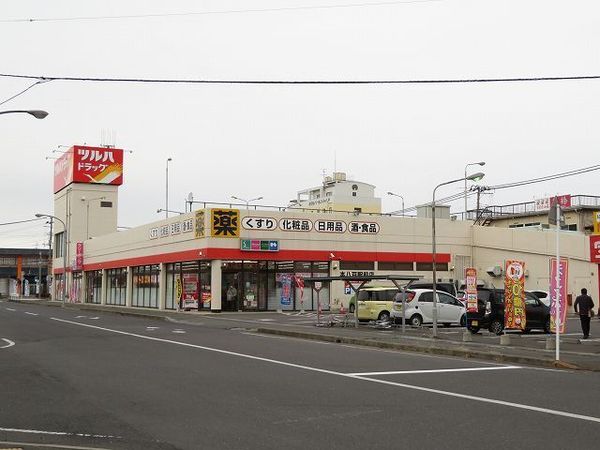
391, 289, 466, 327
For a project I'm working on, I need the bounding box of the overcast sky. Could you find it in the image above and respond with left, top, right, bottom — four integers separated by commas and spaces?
1, 0, 598, 248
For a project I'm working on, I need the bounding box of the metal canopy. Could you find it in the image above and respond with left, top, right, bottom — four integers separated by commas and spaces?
301, 274, 423, 329
301, 275, 422, 283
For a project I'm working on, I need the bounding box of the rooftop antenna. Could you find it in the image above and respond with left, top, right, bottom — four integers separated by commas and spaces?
334, 149, 337, 174
100, 128, 116, 148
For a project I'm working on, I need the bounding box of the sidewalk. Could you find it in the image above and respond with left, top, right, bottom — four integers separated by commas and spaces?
7, 298, 600, 372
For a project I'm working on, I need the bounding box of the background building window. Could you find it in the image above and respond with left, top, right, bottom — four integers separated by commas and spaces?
416, 262, 449, 271
378, 262, 414, 271
339, 261, 375, 271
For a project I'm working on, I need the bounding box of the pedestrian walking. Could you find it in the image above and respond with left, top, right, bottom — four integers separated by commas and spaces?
574, 288, 595, 339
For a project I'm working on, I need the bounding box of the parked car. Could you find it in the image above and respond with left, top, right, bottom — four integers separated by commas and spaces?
405, 280, 458, 298
467, 288, 551, 335
350, 286, 398, 322
391, 289, 466, 327
530, 290, 551, 307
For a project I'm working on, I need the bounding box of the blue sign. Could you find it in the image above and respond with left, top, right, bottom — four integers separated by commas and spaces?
269, 240, 279, 251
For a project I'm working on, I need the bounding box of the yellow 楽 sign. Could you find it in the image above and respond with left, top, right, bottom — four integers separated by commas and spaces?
210, 209, 240, 237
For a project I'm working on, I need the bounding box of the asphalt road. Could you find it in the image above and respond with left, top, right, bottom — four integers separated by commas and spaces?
2, 301, 600, 450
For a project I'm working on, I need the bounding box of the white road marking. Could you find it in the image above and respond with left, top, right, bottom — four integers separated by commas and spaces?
172, 329, 186, 334
1, 338, 15, 349
0, 441, 113, 450
349, 366, 520, 376
25, 312, 39, 316
0, 426, 120, 439
75, 316, 87, 319
146, 326, 160, 331
6, 308, 16, 311
89, 317, 100, 320
258, 318, 275, 322
50, 317, 600, 424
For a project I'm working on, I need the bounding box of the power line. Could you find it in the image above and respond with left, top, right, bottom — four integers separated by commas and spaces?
489, 165, 600, 190
0, 218, 44, 227
0, 79, 51, 106
398, 163, 600, 213
1, 73, 600, 86
0, 1, 442, 23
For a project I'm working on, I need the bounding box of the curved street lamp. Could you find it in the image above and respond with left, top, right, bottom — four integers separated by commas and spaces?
432, 172, 485, 338
387, 191, 405, 216
464, 161, 486, 217
0, 110, 48, 119
35, 213, 66, 305
231, 195, 263, 210
166, 158, 173, 219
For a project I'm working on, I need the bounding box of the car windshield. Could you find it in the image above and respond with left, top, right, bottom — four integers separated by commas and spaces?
357, 289, 397, 301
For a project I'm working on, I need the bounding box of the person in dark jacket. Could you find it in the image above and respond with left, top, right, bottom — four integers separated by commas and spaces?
574, 288, 595, 339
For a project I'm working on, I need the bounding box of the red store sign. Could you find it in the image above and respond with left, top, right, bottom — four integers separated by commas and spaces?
590, 235, 600, 263
54, 145, 124, 193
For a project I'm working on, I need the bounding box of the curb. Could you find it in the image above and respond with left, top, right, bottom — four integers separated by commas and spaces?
255, 328, 596, 372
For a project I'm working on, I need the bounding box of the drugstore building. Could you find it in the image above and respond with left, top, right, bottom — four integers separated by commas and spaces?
50, 146, 599, 313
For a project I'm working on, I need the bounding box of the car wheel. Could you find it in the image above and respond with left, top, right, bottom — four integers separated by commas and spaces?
410, 314, 423, 327
460, 314, 466, 327
378, 311, 390, 322
469, 326, 480, 334
349, 304, 355, 313
490, 319, 504, 335
544, 317, 551, 334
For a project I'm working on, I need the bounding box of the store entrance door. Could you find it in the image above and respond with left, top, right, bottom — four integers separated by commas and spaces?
222, 270, 241, 311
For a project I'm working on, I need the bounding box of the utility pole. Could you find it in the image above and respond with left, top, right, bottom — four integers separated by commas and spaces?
38, 249, 42, 299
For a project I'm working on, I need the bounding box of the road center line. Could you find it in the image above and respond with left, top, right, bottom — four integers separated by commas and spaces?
50, 317, 600, 424
25, 312, 39, 316
349, 366, 520, 376
6, 308, 16, 311
1, 338, 15, 349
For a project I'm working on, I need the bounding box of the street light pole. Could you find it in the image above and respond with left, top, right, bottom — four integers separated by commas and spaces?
464, 162, 485, 219
166, 158, 172, 219
432, 172, 484, 338
387, 192, 405, 216
231, 195, 264, 210
0, 109, 48, 119
35, 213, 67, 306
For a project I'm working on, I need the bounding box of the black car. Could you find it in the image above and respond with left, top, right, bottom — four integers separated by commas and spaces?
467, 288, 551, 335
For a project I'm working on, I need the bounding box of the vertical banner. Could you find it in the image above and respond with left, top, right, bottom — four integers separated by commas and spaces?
504, 260, 526, 330
294, 275, 305, 307
73, 242, 84, 271
550, 258, 569, 333
280, 274, 292, 306
465, 267, 478, 313
182, 273, 199, 310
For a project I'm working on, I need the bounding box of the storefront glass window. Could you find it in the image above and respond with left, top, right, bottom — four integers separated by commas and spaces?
107, 268, 127, 306
132, 265, 160, 308
85, 270, 102, 304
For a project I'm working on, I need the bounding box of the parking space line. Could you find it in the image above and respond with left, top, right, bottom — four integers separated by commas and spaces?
348, 366, 520, 376
50, 317, 600, 424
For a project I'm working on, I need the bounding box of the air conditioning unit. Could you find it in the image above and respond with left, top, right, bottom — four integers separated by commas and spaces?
486, 266, 503, 277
